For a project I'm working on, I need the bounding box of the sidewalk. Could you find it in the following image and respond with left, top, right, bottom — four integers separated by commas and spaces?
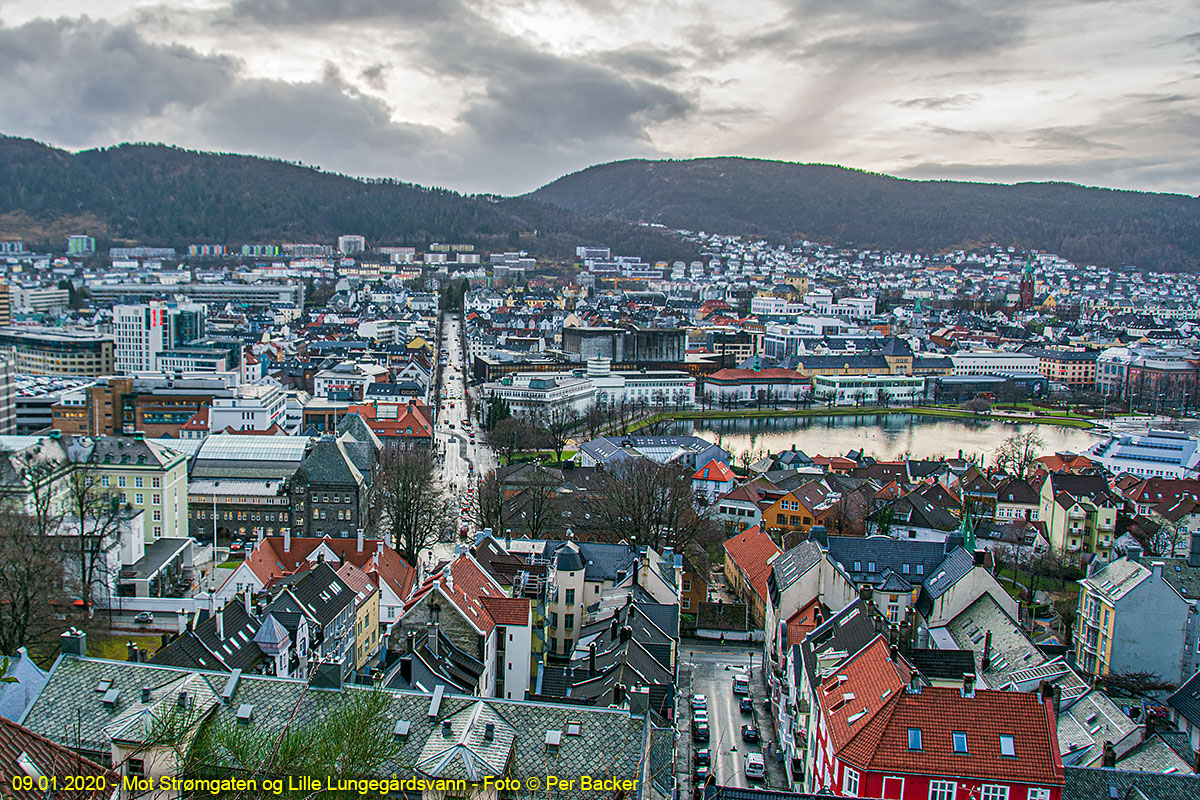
752, 661, 789, 790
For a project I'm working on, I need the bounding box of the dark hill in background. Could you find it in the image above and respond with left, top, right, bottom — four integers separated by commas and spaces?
527, 157, 1200, 271
0, 137, 697, 262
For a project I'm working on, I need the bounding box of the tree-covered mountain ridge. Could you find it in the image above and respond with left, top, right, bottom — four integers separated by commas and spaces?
0, 136, 697, 262
526, 156, 1200, 271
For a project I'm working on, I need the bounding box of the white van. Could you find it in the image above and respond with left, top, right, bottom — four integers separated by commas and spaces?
745, 753, 765, 780
732, 673, 750, 694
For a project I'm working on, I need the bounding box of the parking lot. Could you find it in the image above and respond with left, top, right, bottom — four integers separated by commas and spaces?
677, 642, 786, 795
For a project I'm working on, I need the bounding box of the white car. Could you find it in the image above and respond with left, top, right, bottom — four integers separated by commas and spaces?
690, 694, 707, 710
693, 709, 708, 726
745, 753, 765, 780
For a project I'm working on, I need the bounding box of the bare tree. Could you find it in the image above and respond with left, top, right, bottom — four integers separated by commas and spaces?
540, 406, 580, 465
0, 506, 68, 655
368, 448, 447, 564
515, 467, 561, 540
474, 469, 508, 535
65, 445, 125, 614
1147, 518, 1185, 558
490, 417, 539, 466
577, 458, 721, 554
993, 429, 1045, 478
583, 404, 607, 440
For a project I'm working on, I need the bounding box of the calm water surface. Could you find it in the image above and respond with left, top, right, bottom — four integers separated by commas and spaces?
670, 413, 1102, 464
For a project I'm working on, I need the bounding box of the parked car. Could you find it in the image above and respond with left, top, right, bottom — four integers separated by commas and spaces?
694, 749, 710, 767
740, 697, 753, 713
741, 724, 760, 743
692, 721, 710, 742
693, 709, 708, 726
732, 673, 750, 694
230, 541, 243, 552
691, 694, 707, 710
745, 753, 765, 781
694, 765, 709, 782
134, 612, 154, 624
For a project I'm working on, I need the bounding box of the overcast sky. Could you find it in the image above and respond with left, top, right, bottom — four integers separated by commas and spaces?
1, 1, 1197, 196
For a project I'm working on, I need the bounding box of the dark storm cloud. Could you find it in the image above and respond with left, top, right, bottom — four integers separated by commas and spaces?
0, 11, 693, 193
0, 16, 236, 143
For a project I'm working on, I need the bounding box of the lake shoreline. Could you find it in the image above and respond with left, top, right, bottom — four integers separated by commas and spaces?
627, 404, 1102, 433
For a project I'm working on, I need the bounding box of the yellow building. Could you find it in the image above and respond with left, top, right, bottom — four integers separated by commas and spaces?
85, 433, 189, 541
1038, 472, 1120, 559
337, 562, 381, 673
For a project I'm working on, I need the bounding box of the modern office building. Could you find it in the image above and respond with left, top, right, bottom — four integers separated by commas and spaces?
87, 282, 304, 309
113, 302, 207, 374
0, 327, 115, 376
1086, 429, 1200, 479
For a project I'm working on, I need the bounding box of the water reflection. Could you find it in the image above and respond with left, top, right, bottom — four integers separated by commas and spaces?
666, 413, 1100, 463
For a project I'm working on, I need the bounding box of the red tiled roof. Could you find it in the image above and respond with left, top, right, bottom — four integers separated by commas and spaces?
840, 685, 1064, 785
819, 636, 909, 752
405, 553, 517, 635
0, 717, 114, 800
786, 598, 825, 648
480, 595, 531, 626
246, 536, 415, 601
723, 525, 781, 604
181, 406, 210, 431
694, 459, 735, 482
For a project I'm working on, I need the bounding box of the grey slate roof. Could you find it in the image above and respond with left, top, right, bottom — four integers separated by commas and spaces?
0, 648, 47, 722
768, 540, 822, 606
21, 654, 670, 800
799, 600, 878, 689
824, 535, 948, 591
1168, 668, 1200, 726
1063, 766, 1200, 800
908, 649, 976, 682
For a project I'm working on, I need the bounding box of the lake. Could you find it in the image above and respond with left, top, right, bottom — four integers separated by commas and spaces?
668, 413, 1102, 465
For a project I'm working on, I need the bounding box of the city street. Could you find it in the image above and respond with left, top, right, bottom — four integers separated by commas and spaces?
677, 642, 783, 794
427, 313, 497, 565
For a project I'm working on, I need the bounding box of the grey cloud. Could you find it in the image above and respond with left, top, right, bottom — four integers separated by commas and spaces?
225, 0, 461, 25
0, 17, 237, 144
359, 62, 389, 89
893, 93, 982, 110
597, 45, 685, 78
1024, 126, 1123, 153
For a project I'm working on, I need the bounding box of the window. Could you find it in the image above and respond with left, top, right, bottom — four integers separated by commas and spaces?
868, 561, 876, 572
981, 787, 1008, 800
1027, 790, 1049, 800
565, 589, 575, 605
952, 731, 968, 753
999, 734, 1016, 757
152, 477, 161, 488
907, 728, 922, 750
152, 494, 160, 505
118, 476, 127, 488
153, 510, 161, 522
842, 766, 859, 797
128, 758, 145, 776
134, 493, 144, 505
565, 614, 575, 629
929, 781, 956, 800
101, 476, 110, 487
135, 477, 144, 488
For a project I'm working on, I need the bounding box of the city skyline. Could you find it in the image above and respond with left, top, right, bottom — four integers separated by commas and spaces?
0, 1, 1197, 197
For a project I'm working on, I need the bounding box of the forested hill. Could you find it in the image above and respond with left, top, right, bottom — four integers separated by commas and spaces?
527, 157, 1200, 271
0, 137, 697, 262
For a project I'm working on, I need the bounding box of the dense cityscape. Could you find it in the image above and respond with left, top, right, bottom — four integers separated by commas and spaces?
0, 222, 1195, 800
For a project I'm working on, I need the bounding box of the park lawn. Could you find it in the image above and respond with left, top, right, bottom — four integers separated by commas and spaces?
218, 559, 244, 569
624, 404, 1098, 431
91, 633, 163, 660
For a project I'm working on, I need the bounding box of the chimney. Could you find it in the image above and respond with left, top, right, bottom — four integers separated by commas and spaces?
961, 674, 976, 698
177, 609, 187, 635
610, 616, 620, 642
216, 608, 225, 641
982, 630, 992, 672
60, 629, 86, 657
400, 656, 413, 685
309, 658, 343, 691
888, 643, 899, 662
284, 527, 291, 553
589, 642, 597, 677
1126, 544, 1141, 563
620, 626, 632, 643
973, 550, 986, 567
406, 631, 415, 653
859, 584, 873, 605
427, 622, 439, 657
628, 684, 651, 717
244, 591, 252, 617
907, 673, 922, 694
1101, 741, 1116, 768
357, 528, 364, 553
126, 641, 137, 662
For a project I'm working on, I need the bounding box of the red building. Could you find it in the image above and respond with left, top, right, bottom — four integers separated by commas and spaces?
347, 401, 433, 449
812, 636, 1064, 800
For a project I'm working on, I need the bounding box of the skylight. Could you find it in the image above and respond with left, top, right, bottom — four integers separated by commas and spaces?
952, 731, 969, 753
999, 734, 1016, 757
908, 728, 922, 750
